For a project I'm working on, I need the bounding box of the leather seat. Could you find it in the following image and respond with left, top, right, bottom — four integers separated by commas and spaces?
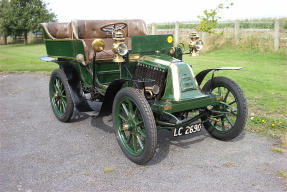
72, 20, 148, 61
41, 22, 72, 39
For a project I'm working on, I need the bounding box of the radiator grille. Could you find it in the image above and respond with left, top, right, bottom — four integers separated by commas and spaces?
134, 63, 167, 97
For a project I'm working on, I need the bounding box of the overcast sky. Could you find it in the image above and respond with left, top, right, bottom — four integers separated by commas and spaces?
44, 0, 287, 23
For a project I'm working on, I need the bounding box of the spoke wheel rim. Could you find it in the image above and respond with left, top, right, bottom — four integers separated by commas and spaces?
115, 97, 146, 156
50, 77, 67, 117
208, 86, 238, 133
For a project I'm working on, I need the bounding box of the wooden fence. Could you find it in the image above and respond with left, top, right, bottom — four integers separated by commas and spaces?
149, 19, 287, 51
0, 31, 43, 44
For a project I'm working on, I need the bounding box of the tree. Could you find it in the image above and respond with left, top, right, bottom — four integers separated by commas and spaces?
10, 0, 56, 44
0, 0, 12, 45
197, 1, 233, 33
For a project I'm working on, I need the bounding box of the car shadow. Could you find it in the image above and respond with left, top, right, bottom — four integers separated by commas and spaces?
148, 129, 209, 165
76, 111, 246, 165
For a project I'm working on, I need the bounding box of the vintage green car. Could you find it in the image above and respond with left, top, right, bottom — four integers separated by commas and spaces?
40, 20, 247, 164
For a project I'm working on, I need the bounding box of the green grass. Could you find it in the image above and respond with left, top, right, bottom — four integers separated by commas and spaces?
0, 44, 57, 72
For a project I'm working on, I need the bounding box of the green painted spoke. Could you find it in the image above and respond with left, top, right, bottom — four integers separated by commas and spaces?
55, 79, 60, 91
218, 87, 222, 96
53, 83, 58, 93
135, 108, 139, 116
119, 113, 127, 121
126, 100, 134, 115
133, 135, 137, 152
221, 117, 226, 131
127, 134, 132, 144
56, 100, 60, 109
134, 108, 140, 120
208, 120, 216, 130
60, 101, 64, 113
137, 126, 147, 138
121, 103, 129, 117
59, 81, 63, 90
136, 121, 143, 126
52, 97, 56, 106
214, 121, 217, 127
230, 111, 237, 116
223, 90, 230, 102
136, 134, 144, 149
61, 100, 66, 113
225, 115, 234, 127
229, 100, 236, 105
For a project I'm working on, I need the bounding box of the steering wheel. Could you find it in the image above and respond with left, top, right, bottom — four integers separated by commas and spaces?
100, 22, 127, 33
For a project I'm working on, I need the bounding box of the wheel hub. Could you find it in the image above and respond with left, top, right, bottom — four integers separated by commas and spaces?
123, 120, 137, 132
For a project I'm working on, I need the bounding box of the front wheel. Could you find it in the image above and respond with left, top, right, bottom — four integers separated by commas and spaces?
112, 87, 157, 164
201, 77, 248, 141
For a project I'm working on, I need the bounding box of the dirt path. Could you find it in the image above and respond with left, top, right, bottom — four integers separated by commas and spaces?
1, 73, 286, 191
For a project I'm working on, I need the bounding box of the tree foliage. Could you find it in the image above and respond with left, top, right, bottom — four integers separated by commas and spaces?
197, 1, 233, 33
0, 0, 56, 44
0, 0, 13, 44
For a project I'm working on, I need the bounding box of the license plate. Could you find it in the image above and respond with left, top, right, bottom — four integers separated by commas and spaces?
173, 123, 202, 137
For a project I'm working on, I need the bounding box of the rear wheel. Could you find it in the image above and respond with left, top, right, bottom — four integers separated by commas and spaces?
201, 77, 247, 140
112, 87, 157, 164
49, 69, 74, 122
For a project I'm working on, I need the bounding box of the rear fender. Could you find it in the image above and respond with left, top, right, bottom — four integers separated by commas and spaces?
40, 56, 93, 112
195, 67, 242, 86
59, 62, 93, 112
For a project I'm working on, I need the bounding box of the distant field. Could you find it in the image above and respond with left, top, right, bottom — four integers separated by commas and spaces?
0, 44, 286, 141
0, 44, 57, 72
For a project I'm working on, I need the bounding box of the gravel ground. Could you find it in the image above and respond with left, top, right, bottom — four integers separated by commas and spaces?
0, 73, 287, 192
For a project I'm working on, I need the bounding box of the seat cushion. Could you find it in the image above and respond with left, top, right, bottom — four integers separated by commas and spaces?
75, 19, 148, 39
46, 22, 72, 39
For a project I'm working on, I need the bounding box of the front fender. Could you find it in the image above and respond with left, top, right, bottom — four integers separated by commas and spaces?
98, 79, 127, 116
195, 67, 242, 86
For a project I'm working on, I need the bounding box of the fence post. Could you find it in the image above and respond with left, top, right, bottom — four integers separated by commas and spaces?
274, 19, 280, 51
174, 21, 179, 46
234, 20, 240, 45
152, 23, 156, 35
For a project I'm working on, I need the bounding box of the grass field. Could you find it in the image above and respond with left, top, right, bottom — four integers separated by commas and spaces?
0, 44, 57, 72
0, 44, 286, 143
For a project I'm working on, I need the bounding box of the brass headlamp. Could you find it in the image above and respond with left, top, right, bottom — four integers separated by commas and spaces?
112, 30, 128, 62
189, 32, 203, 56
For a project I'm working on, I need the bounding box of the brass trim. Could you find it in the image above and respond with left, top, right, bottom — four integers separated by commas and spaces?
41, 23, 55, 40
71, 21, 79, 39
129, 54, 140, 62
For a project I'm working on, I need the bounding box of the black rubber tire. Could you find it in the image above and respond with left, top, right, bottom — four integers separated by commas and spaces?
201, 76, 248, 141
112, 87, 157, 164
49, 69, 74, 122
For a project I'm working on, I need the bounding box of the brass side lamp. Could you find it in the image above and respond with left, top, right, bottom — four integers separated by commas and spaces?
189, 32, 203, 56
